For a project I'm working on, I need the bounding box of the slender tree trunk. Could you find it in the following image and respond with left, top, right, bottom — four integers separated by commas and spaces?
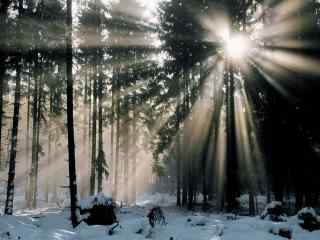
114, 71, 120, 201
45, 131, 52, 203
0, 0, 9, 170
87, 65, 92, 194
66, 0, 80, 227
88, 67, 92, 142
176, 73, 181, 207
201, 65, 210, 210
90, 65, 97, 195
131, 73, 137, 204
181, 71, 188, 206
80, 68, 89, 198
226, 61, 238, 212
32, 72, 43, 209
52, 140, 58, 201
111, 70, 115, 196
25, 70, 31, 204
30, 63, 39, 209
123, 95, 129, 204
97, 64, 104, 193
249, 191, 255, 216
185, 70, 194, 211
4, 57, 22, 215
0, 59, 4, 169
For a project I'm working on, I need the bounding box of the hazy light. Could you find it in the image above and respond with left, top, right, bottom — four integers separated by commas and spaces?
225, 35, 250, 59
136, 0, 162, 23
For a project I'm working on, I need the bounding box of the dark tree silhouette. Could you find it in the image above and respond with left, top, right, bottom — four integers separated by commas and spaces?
66, 0, 80, 228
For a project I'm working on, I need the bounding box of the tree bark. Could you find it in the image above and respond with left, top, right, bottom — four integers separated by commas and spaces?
25, 69, 31, 205
111, 69, 115, 196
66, 0, 80, 228
0, 0, 10, 170
123, 94, 129, 204
175, 72, 181, 207
97, 63, 104, 193
131, 71, 137, 204
33, 72, 42, 208
30, 61, 39, 209
226, 61, 239, 212
4, 57, 21, 215
114, 70, 120, 201
0, 59, 4, 169
45, 131, 52, 203
90, 65, 97, 195
249, 192, 255, 216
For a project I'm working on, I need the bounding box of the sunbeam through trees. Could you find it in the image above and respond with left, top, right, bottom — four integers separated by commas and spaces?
0, 0, 320, 239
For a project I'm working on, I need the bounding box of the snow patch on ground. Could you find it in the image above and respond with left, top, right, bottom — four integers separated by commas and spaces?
0, 206, 320, 240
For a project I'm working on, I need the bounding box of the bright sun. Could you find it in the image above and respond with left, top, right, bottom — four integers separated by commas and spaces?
225, 34, 250, 59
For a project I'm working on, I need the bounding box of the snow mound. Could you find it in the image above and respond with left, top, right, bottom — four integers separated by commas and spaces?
298, 207, 317, 218
297, 207, 320, 231
261, 201, 287, 222
79, 193, 113, 210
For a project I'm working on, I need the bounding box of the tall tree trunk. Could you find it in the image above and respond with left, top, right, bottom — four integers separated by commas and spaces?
46, 76, 55, 204
66, 0, 80, 228
90, 65, 97, 195
182, 68, 190, 207
45, 131, 52, 203
97, 64, 104, 193
123, 95, 129, 204
114, 71, 120, 201
87, 65, 92, 194
181, 71, 188, 206
4, 57, 21, 215
52, 140, 58, 201
200, 65, 210, 210
185, 69, 194, 211
33, 72, 43, 208
131, 74, 137, 204
25, 69, 31, 204
176, 73, 181, 207
30, 63, 39, 209
0, 0, 9, 170
226, 61, 238, 212
80, 68, 89, 198
0, 59, 4, 169
111, 70, 115, 196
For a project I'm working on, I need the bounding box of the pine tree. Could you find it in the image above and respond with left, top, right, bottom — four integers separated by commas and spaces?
66, 0, 80, 228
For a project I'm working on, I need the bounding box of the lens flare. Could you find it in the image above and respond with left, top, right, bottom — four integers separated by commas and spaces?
225, 35, 250, 59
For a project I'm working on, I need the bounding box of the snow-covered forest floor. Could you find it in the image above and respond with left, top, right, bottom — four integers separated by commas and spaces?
1, 194, 320, 240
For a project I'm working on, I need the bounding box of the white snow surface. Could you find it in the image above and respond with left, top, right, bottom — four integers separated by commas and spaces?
0, 206, 320, 240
